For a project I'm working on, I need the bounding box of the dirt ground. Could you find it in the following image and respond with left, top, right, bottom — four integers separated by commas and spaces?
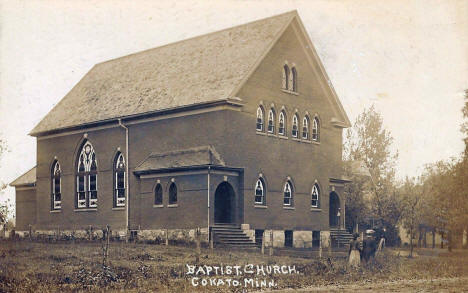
0, 240, 467, 292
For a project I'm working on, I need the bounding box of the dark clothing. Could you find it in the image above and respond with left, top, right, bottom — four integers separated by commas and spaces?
362, 237, 376, 262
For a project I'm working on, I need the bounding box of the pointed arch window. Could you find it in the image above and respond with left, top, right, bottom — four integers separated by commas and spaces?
267, 109, 275, 133
256, 106, 264, 132
76, 141, 98, 208
255, 178, 266, 205
291, 67, 297, 92
283, 181, 293, 206
302, 116, 310, 140
292, 114, 299, 138
169, 183, 177, 205
311, 184, 320, 207
51, 161, 61, 210
154, 183, 163, 205
282, 65, 290, 90
312, 117, 320, 141
278, 111, 286, 136
114, 153, 126, 207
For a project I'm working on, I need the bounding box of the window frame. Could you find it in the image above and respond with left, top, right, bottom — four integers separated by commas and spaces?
302, 116, 310, 140
312, 117, 320, 141
76, 141, 98, 209
267, 109, 275, 134
168, 182, 178, 205
154, 183, 163, 205
256, 106, 264, 132
282, 64, 290, 90
283, 181, 293, 206
51, 161, 61, 210
114, 153, 126, 207
278, 111, 286, 136
291, 67, 297, 92
254, 178, 266, 205
311, 183, 320, 208
292, 114, 299, 138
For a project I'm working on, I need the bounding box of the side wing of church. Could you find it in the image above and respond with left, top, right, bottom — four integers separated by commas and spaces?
10, 11, 352, 248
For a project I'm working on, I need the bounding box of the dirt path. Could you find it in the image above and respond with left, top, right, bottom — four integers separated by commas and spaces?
272, 277, 468, 292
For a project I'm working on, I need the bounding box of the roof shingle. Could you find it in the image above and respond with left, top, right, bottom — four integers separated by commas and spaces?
10, 167, 36, 187
31, 11, 297, 136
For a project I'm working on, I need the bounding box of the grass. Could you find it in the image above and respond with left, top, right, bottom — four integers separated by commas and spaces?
0, 240, 467, 292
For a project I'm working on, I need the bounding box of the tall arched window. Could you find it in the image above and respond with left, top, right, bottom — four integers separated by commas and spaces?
114, 153, 125, 207
282, 65, 290, 90
169, 183, 177, 204
292, 114, 299, 138
154, 183, 163, 205
76, 141, 98, 208
267, 109, 275, 133
311, 183, 320, 207
255, 178, 266, 205
312, 117, 320, 141
256, 106, 264, 131
278, 111, 286, 136
302, 116, 310, 140
291, 67, 297, 92
283, 181, 293, 206
51, 161, 61, 210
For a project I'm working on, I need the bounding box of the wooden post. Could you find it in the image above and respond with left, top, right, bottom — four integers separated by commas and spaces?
269, 230, 273, 256
165, 229, 169, 246
319, 237, 323, 259
328, 236, 331, 257
210, 229, 214, 250
261, 232, 265, 255
29, 225, 32, 241
195, 228, 201, 263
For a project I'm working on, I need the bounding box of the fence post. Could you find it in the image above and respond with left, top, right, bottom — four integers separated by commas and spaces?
165, 229, 169, 246
269, 230, 273, 256
29, 225, 32, 241
195, 227, 201, 262
261, 232, 265, 255
319, 237, 323, 259
328, 236, 331, 257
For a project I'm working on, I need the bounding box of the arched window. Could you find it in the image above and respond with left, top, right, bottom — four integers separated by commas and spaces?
76, 141, 98, 208
254, 178, 265, 205
278, 111, 286, 136
169, 183, 177, 204
312, 117, 320, 141
291, 67, 297, 92
267, 109, 275, 133
292, 114, 299, 138
154, 183, 163, 205
282, 65, 290, 90
311, 184, 320, 207
283, 181, 293, 206
256, 106, 264, 131
114, 153, 125, 207
302, 116, 310, 140
51, 161, 61, 210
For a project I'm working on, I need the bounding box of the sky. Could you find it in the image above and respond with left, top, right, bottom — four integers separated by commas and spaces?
0, 0, 467, 215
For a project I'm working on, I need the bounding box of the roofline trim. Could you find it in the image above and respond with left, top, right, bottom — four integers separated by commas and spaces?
31, 99, 243, 137
134, 164, 244, 176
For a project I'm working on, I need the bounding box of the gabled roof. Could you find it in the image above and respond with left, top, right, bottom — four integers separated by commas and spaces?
134, 146, 225, 174
30, 11, 297, 136
10, 167, 36, 187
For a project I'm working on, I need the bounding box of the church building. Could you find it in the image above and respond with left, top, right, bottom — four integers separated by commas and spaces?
11, 11, 351, 248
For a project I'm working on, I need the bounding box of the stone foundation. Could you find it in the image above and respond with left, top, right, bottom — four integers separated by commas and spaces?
293, 230, 313, 248
320, 231, 331, 248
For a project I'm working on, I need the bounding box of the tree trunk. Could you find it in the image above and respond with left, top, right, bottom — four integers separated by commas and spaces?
409, 227, 414, 258
432, 229, 435, 249
441, 232, 444, 249
448, 230, 452, 252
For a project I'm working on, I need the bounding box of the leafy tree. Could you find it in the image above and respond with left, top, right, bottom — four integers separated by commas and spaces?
343, 105, 400, 244
0, 137, 9, 227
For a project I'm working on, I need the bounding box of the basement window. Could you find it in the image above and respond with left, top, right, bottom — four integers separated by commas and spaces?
285, 230, 293, 247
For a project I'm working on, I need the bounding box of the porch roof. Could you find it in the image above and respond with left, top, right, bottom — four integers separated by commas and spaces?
134, 146, 226, 174
10, 166, 36, 187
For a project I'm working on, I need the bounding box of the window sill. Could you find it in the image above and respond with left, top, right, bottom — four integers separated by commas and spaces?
153, 204, 164, 208
112, 207, 125, 211
310, 208, 322, 212
281, 89, 299, 96
267, 133, 277, 137
311, 140, 320, 145
254, 205, 268, 209
301, 139, 312, 144
283, 206, 295, 210
278, 135, 288, 140
256, 131, 267, 136
167, 204, 178, 208
74, 208, 98, 212
292, 138, 301, 142
50, 209, 62, 213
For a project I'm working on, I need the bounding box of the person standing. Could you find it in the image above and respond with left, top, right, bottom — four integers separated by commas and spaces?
362, 230, 377, 263
348, 233, 361, 268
